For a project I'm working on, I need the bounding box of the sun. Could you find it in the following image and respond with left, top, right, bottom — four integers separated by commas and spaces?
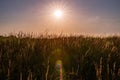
54, 9, 63, 18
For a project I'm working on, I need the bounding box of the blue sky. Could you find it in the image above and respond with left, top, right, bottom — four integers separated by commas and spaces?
0, 0, 120, 34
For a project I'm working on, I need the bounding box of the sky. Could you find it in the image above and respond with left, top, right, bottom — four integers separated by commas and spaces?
0, 0, 120, 35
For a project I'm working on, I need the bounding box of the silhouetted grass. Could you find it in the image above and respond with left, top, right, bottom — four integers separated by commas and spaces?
0, 33, 120, 80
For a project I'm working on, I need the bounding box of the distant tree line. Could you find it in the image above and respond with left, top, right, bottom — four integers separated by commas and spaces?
0, 34, 120, 80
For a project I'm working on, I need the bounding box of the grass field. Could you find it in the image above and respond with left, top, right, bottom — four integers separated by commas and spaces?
0, 34, 120, 80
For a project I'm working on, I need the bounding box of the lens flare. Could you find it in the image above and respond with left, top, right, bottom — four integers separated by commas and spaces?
56, 60, 63, 80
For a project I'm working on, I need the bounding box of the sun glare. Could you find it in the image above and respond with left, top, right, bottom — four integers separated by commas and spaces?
54, 9, 63, 18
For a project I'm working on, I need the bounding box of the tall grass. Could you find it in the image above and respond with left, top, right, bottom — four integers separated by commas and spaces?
0, 33, 120, 80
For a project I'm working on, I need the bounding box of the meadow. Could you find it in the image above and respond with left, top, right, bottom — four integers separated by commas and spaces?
0, 33, 120, 80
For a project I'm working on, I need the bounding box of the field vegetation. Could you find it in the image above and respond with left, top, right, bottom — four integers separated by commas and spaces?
0, 33, 120, 80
